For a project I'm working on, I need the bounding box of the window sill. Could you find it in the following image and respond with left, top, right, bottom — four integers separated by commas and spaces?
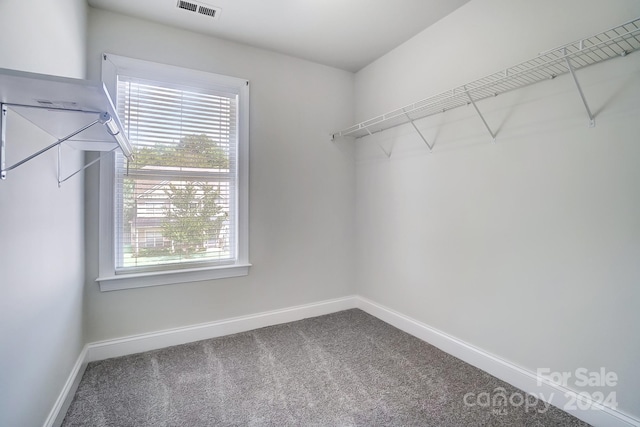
96, 263, 251, 292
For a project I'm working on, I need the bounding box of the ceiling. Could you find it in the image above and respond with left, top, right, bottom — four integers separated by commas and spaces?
87, 0, 470, 72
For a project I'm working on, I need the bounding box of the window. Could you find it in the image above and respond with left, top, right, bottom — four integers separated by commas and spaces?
97, 54, 249, 291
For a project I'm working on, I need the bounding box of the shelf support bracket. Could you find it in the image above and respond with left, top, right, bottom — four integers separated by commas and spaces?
1, 104, 7, 179
564, 49, 596, 128
0, 113, 102, 179
464, 86, 496, 143
366, 127, 392, 158
57, 147, 117, 187
405, 114, 434, 151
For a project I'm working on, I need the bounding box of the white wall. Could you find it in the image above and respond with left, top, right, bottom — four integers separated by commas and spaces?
355, 0, 640, 419
0, 1, 87, 426
84, 8, 356, 341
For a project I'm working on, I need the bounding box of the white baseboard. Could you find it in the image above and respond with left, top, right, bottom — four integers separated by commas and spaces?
46, 294, 638, 427
355, 296, 640, 427
85, 295, 357, 362
43, 345, 88, 427
44, 296, 357, 427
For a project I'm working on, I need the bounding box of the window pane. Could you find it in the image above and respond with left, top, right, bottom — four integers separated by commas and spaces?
118, 178, 232, 269
114, 76, 238, 272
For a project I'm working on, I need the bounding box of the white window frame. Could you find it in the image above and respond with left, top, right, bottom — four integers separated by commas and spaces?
97, 54, 250, 291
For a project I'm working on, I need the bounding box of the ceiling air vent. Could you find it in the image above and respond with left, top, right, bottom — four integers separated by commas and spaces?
197, 6, 217, 18
176, 1, 220, 20
177, 1, 197, 12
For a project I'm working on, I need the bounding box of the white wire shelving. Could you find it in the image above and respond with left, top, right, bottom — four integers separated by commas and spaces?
0, 67, 133, 184
331, 17, 640, 147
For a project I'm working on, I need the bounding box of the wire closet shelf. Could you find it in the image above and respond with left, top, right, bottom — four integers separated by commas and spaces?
0, 68, 133, 183
332, 17, 640, 141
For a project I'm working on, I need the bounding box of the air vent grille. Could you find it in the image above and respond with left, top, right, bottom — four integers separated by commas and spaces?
198, 6, 216, 17
177, 1, 197, 12
176, 1, 220, 19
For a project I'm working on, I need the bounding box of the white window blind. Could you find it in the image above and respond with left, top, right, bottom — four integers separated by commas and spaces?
114, 76, 239, 272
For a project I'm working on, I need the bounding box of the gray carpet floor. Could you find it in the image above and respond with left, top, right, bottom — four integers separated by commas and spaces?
62, 309, 589, 426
